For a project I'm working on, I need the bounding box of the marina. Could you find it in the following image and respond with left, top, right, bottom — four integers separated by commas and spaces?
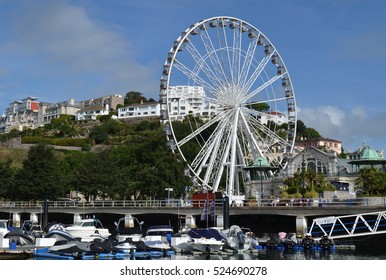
1, 209, 386, 260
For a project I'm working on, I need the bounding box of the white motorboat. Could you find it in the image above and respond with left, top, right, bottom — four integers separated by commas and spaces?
139, 225, 174, 251
65, 218, 110, 240
220, 225, 259, 251
114, 215, 143, 242
172, 228, 224, 253
142, 225, 174, 243
0, 219, 9, 236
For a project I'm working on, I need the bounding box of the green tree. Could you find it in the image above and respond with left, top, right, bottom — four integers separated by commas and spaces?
124, 91, 146, 105
283, 169, 334, 198
0, 159, 14, 199
304, 127, 321, 139
13, 143, 65, 200
355, 167, 386, 196
74, 150, 122, 201
246, 102, 270, 112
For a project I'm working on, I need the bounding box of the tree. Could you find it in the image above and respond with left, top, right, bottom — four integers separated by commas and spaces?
124, 91, 146, 105
0, 159, 14, 199
74, 150, 123, 201
282, 169, 334, 198
305, 127, 321, 139
13, 143, 65, 200
247, 102, 270, 112
355, 167, 386, 196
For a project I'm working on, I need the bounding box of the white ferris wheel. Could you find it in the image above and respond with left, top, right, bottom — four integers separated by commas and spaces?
159, 16, 297, 197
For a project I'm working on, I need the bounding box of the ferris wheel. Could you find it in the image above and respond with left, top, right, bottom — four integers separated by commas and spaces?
159, 16, 297, 197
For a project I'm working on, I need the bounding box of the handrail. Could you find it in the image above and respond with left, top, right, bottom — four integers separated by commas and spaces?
0, 197, 385, 209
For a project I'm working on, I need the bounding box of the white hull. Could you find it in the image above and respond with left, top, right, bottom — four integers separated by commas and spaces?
190, 238, 224, 253
65, 227, 110, 239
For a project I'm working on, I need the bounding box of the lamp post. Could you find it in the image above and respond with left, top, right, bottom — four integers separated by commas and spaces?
301, 153, 306, 199
258, 158, 263, 206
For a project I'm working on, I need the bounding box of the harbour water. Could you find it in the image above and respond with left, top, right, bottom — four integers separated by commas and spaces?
29, 246, 386, 261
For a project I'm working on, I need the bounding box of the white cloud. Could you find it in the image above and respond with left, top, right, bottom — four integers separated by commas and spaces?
298, 105, 386, 151
5, 0, 159, 99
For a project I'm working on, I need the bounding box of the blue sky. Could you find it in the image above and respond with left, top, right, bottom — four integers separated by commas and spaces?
0, 0, 385, 152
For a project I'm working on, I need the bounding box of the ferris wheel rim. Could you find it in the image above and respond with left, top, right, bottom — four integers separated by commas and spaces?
160, 16, 297, 193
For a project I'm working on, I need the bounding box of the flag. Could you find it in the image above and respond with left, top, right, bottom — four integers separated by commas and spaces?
210, 201, 216, 221
200, 199, 208, 221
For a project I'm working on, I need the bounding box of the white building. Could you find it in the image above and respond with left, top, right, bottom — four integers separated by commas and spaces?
165, 86, 220, 121
0, 97, 39, 133
118, 101, 160, 119
76, 105, 110, 121
76, 94, 124, 121
260, 111, 288, 125
38, 98, 82, 125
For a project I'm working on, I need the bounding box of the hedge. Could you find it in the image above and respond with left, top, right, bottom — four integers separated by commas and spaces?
21, 136, 88, 147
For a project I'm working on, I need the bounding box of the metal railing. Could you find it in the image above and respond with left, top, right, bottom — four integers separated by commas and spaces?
1, 197, 386, 209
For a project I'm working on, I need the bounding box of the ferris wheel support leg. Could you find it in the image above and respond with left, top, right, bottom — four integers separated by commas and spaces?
228, 108, 240, 196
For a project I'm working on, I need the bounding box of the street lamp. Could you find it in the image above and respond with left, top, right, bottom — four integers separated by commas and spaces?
301, 153, 306, 199
258, 158, 263, 206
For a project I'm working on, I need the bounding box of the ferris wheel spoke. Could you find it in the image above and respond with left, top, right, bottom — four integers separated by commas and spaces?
245, 96, 290, 107
238, 35, 259, 89
201, 128, 226, 185
185, 42, 224, 89
216, 20, 233, 83
191, 132, 218, 172
173, 59, 217, 93
212, 124, 234, 191
176, 112, 225, 147
245, 109, 291, 148
238, 110, 264, 158
247, 125, 287, 168
243, 74, 284, 101
190, 116, 228, 169
199, 27, 230, 86
242, 51, 274, 93
227, 108, 242, 194
231, 23, 242, 86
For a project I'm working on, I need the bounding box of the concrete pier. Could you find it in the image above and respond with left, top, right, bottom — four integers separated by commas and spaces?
295, 215, 307, 236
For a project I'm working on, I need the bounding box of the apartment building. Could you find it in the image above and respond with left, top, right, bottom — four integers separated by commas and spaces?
0, 97, 39, 133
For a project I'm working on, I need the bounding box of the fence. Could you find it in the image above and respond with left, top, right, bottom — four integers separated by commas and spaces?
1, 197, 386, 209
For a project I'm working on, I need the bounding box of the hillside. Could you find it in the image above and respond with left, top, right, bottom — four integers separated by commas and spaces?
0, 146, 28, 169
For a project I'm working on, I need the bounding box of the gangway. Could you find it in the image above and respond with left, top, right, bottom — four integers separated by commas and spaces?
307, 211, 386, 240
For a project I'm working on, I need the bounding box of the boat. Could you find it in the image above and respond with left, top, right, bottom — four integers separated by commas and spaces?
64, 218, 110, 240
137, 225, 174, 251
317, 235, 334, 250
47, 235, 135, 258
113, 215, 143, 242
142, 225, 174, 244
171, 227, 194, 253
279, 232, 299, 249
45, 229, 76, 244
20, 220, 44, 238
0, 219, 9, 236
186, 228, 225, 253
220, 225, 258, 251
301, 234, 316, 249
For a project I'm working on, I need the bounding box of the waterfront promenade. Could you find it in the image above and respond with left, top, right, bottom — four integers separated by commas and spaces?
1, 198, 385, 217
